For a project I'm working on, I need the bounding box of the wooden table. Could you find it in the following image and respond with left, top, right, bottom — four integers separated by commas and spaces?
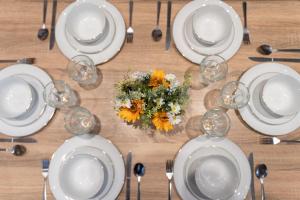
0, 0, 300, 199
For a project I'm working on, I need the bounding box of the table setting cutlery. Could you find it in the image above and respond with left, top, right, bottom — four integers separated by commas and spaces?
49, 0, 57, 50
242, 0, 250, 45
166, 160, 174, 200
249, 56, 300, 63
165, 0, 172, 50
248, 152, 256, 200
260, 137, 300, 145
125, 152, 132, 200
134, 163, 145, 200
0, 137, 37, 143
0, 58, 35, 64
38, 0, 49, 41
42, 159, 49, 200
257, 44, 300, 55
152, 0, 162, 41
255, 164, 268, 200
126, 0, 134, 43
0, 144, 26, 156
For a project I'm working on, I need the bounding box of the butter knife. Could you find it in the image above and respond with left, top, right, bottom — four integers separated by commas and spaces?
0, 137, 37, 143
49, 0, 57, 50
248, 152, 256, 200
126, 152, 132, 200
165, 0, 172, 50
249, 56, 300, 63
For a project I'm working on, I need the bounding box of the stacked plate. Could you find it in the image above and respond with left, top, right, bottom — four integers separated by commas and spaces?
239, 62, 300, 135
49, 135, 125, 200
0, 64, 55, 137
56, 0, 125, 65
173, 0, 243, 64
174, 136, 251, 200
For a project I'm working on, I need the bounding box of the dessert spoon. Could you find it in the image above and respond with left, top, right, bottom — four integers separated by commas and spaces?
257, 44, 300, 55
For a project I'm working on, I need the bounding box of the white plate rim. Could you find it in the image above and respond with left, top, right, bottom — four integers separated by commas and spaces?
174, 136, 251, 200
55, 0, 125, 65
0, 64, 55, 137
173, 0, 243, 64
49, 135, 125, 200
239, 62, 300, 135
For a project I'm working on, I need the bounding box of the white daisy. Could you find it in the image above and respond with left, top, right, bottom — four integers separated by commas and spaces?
131, 71, 148, 80
168, 102, 181, 114
167, 113, 182, 125
165, 73, 176, 82
115, 98, 132, 109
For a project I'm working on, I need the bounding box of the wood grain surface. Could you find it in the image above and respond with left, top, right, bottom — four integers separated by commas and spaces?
0, 0, 300, 199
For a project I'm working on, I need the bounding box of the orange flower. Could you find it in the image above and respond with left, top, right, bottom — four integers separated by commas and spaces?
152, 112, 173, 132
119, 100, 144, 123
149, 70, 170, 88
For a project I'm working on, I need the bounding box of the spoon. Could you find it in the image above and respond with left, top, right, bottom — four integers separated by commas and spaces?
255, 164, 268, 200
151, 1, 162, 41
134, 163, 145, 200
37, 0, 49, 40
257, 44, 300, 55
0, 145, 26, 156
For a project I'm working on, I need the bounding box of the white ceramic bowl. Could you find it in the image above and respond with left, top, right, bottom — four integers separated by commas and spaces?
192, 4, 233, 46
66, 3, 107, 44
59, 153, 104, 199
262, 74, 300, 116
194, 155, 240, 200
0, 76, 34, 119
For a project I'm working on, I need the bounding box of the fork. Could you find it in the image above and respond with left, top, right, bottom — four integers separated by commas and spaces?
0, 58, 35, 64
166, 160, 174, 200
42, 159, 50, 200
260, 137, 300, 145
126, 0, 134, 43
242, 0, 250, 44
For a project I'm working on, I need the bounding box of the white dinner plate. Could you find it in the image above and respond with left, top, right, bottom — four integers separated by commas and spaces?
0, 64, 55, 137
173, 0, 243, 64
49, 135, 125, 200
174, 136, 251, 200
239, 62, 300, 135
56, 0, 125, 65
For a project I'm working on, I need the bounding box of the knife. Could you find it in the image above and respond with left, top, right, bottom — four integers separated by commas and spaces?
0, 137, 37, 143
249, 56, 300, 63
49, 0, 58, 50
248, 152, 256, 200
125, 151, 132, 200
165, 0, 172, 50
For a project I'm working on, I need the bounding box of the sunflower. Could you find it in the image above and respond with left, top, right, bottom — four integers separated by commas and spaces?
149, 70, 170, 88
152, 112, 173, 132
119, 100, 144, 123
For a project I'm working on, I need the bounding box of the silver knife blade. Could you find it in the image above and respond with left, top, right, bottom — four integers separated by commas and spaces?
49, 0, 57, 50
165, 0, 172, 50
249, 57, 300, 63
0, 137, 37, 143
125, 151, 132, 200
248, 152, 256, 200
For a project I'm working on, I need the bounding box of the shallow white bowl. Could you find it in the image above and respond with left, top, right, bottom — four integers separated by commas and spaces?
66, 3, 107, 44
0, 76, 34, 119
192, 4, 233, 46
194, 155, 240, 200
59, 153, 104, 199
262, 74, 300, 116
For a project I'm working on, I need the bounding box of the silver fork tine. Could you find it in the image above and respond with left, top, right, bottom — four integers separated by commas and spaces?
260, 137, 273, 144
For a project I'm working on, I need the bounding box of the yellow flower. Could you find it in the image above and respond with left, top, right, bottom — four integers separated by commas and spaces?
152, 112, 173, 132
149, 70, 170, 88
119, 100, 144, 123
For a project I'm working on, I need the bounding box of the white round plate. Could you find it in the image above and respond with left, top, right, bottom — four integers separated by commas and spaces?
239, 62, 300, 135
56, 0, 125, 65
66, 9, 116, 54
173, 0, 243, 64
0, 64, 55, 137
184, 12, 235, 56
174, 136, 251, 200
49, 135, 125, 200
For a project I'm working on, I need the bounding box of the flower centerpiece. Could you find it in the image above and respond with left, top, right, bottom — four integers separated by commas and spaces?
115, 70, 190, 132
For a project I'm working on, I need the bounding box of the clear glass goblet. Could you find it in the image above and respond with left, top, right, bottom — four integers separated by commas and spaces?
43, 80, 78, 109
220, 81, 250, 109
67, 55, 99, 87
200, 108, 231, 137
64, 106, 96, 135
200, 55, 228, 85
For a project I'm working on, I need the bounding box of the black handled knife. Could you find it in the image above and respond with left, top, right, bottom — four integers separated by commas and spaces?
248, 152, 256, 200
165, 0, 172, 50
249, 56, 300, 63
49, 0, 57, 50
125, 152, 132, 200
